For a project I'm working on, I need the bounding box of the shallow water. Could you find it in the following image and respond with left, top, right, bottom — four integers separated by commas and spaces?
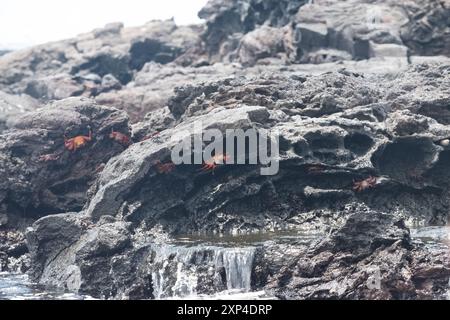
173, 229, 323, 247
0, 273, 92, 300
410, 226, 450, 252
0, 226, 447, 300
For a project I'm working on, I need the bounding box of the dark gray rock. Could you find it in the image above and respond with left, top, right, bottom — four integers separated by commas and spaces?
0, 20, 201, 103
0, 229, 29, 273
261, 205, 450, 300
237, 26, 295, 65
2, 0, 450, 301
199, 0, 306, 60
23, 62, 450, 300
401, 0, 450, 56
0, 97, 130, 221
82, 65, 450, 237
25, 213, 148, 298
24, 74, 85, 100
294, 0, 409, 60
0, 91, 39, 132
85, 105, 271, 229
96, 62, 240, 123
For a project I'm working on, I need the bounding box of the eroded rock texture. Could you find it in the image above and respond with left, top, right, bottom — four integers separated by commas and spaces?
260, 205, 450, 299
0, 97, 130, 221
80, 65, 450, 236
0, 0, 449, 300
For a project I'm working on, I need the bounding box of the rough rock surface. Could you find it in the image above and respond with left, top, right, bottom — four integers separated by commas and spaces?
0, 91, 39, 132
25, 214, 144, 298
0, 97, 130, 221
259, 205, 450, 299
0, 230, 29, 273
23, 63, 450, 299
90, 65, 450, 232
401, 0, 450, 56
0, 0, 449, 300
0, 20, 201, 118
199, 0, 305, 61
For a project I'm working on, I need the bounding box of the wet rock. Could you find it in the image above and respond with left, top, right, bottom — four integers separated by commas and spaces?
26, 212, 154, 298
83, 65, 450, 235
263, 206, 449, 300
2, 0, 450, 301
0, 229, 29, 273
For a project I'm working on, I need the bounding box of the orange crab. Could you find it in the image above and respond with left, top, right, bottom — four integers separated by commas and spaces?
110, 130, 131, 147
95, 163, 106, 174
306, 164, 325, 174
154, 160, 176, 174
140, 131, 160, 142
64, 127, 92, 152
353, 176, 378, 192
201, 153, 230, 172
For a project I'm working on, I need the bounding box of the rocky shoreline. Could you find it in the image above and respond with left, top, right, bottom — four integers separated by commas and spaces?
1, 0, 450, 299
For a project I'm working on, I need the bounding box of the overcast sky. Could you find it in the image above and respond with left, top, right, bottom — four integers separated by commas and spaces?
0, 0, 208, 49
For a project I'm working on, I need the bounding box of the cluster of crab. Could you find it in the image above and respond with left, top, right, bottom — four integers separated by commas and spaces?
352, 176, 378, 192
39, 127, 135, 163
37, 129, 381, 185
38, 126, 230, 175
38, 126, 163, 163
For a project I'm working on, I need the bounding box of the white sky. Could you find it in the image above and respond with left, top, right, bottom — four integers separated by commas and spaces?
0, 0, 208, 49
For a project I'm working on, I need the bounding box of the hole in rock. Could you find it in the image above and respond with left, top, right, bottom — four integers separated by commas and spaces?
73, 54, 132, 84
372, 138, 437, 183
129, 39, 181, 70
306, 133, 341, 150
344, 132, 374, 155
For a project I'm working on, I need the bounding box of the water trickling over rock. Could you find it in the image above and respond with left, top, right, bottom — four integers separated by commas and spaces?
150, 244, 255, 299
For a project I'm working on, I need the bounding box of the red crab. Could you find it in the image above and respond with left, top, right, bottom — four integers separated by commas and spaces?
64, 127, 92, 152
306, 164, 325, 174
154, 160, 176, 174
95, 163, 106, 174
140, 131, 160, 142
38, 153, 60, 162
352, 176, 378, 192
110, 130, 131, 147
201, 153, 231, 172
